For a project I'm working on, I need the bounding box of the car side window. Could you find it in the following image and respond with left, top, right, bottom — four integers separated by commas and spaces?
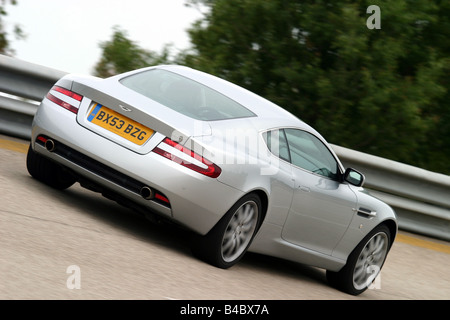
262, 129, 291, 163
284, 129, 339, 180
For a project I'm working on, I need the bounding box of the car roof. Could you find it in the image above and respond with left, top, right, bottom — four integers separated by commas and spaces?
111, 65, 321, 137
153, 65, 313, 130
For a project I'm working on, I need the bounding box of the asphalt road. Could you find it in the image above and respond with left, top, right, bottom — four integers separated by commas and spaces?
1, 135, 449, 300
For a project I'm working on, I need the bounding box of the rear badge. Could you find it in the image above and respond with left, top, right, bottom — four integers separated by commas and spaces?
119, 105, 132, 112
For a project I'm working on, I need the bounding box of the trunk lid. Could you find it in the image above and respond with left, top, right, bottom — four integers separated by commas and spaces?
72, 76, 211, 154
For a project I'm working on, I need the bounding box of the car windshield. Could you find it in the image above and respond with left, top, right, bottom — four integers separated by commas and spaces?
120, 69, 256, 121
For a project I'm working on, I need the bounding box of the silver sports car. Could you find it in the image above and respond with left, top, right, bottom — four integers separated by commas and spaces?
27, 65, 397, 295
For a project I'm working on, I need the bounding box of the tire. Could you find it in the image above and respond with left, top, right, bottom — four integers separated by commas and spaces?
326, 224, 391, 295
192, 194, 262, 269
26, 145, 76, 190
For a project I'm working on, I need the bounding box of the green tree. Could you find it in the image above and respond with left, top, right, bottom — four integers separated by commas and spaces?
184, 0, 450, 174
416, 0, 450, 174
0, 0, 21, 55
93, 26, 172, 78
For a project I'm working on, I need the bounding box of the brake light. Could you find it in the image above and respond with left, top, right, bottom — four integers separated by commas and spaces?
153, 138, 222, 178
46, 85, 83, 114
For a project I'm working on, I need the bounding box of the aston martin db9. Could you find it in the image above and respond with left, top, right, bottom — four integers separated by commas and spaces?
26, 65, 397, 295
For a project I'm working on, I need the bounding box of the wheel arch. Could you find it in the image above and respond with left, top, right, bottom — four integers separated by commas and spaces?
380, 219, 398, 249
250, 189, 269, 228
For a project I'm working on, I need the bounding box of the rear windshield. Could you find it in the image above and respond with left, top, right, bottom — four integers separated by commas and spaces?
120, 69, 256, 121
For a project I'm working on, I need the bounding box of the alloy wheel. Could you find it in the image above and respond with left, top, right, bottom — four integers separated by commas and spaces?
352, 231, 389, 290
221, 200, 259, 263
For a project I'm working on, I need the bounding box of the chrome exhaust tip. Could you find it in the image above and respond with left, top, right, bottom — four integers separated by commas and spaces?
45, 139, 56, 152
140, 186, 154, 200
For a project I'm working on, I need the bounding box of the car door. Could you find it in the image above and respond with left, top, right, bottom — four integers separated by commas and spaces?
280, 128, 358, 255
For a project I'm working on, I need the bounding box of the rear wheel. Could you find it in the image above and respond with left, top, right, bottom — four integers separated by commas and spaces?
26, 145, 76, 190
326, 224, 391, 295
192, 194, 262, 269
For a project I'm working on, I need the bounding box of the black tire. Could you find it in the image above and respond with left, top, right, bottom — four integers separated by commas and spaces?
26, 145, 76, 190
326, 224, 391, 295
192, 193, 262, 269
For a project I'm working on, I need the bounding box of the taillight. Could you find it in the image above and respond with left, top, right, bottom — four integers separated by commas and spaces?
46, 85, 83, 114
153, 138, 222, 178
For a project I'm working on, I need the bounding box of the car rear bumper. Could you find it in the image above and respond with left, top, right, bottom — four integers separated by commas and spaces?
31, 98, 244, 235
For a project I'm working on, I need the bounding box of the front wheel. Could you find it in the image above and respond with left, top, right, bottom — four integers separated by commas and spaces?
192, 194, 262, 269
326, 224, 391, 295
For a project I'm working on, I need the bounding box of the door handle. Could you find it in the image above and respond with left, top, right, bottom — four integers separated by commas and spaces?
299, 186, 310, 192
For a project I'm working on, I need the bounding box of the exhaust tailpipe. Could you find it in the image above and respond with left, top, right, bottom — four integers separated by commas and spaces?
140, 186, 154, 200
45, 139, 56, 152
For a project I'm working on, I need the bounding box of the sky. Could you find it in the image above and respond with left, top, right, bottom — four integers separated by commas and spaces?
3, 0, 204, 75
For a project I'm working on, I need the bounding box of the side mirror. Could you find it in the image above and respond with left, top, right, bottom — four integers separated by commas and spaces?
344, 168, 365, 187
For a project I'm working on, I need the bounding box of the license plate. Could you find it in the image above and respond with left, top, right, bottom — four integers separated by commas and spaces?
87, 103, 153, 145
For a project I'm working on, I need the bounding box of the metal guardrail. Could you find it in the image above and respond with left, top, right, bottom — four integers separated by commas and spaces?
1, 54, 449, 241
0, 55, 67, 139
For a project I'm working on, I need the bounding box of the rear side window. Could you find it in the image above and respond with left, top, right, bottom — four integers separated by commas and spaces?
120, 69, 256, 121
263, 129, 291, 162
